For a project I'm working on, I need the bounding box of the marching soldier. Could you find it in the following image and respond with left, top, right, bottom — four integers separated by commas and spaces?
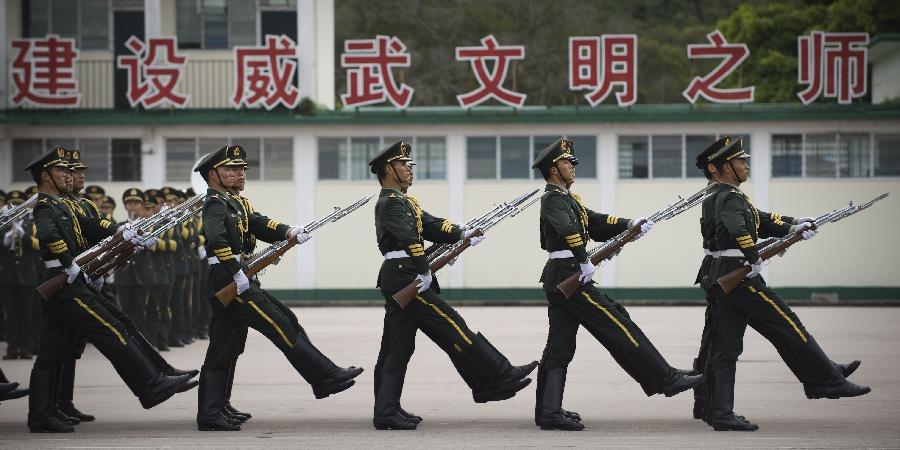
531, 138, 702, 431
194, 145, 362, 431
25, 186, 44, 355
705, 137, 870, 431
1, 190, 39, 360
161, 187, 191, 347
369, 140, 537, 431
24, 147, 196, 433
690, 138, 861, 423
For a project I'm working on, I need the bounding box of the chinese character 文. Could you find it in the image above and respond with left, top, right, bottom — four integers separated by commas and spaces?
798, 31, 868, 105
340, 35, 415, 108
569, 35, 637, 107
233, 34, 300, 110
10, 35, 80, 107
682, 30, 754, 104
455, 35, 526, 108
116, 36, 189, 108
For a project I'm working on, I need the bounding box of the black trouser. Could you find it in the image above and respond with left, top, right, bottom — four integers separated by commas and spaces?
539, 283, 677, 394
157, 282, 172, 346
1, 285, 35, 356
707, 262, 844, 421
116, 285, 148, 336
193, 263, 210, 335
146, 285, 164, 347
169, 275, 187, 342
181, 276, 193, 338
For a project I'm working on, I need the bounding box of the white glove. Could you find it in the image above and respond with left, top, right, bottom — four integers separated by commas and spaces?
793, 217, 815, 225
234, 270, 250, 295
746, 258, 764, 278
90, 276, 105, 290
578, 260, 596, 285
118, 223, 135, 241
296, 232, 311, 244
198, 247, 207, 259
65, 262, 82, 284
632, 218, 654, 241
2, 230, 14, 248
287, 225, 307, 239
415, 270, 433, 293
796, 222, 817, 240
132, 234, 157, 249
464, 228, 485, 247
12, 222, 25, 238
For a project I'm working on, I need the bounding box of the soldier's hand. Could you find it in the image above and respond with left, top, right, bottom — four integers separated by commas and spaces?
746, 258, 764, 278
135, 235, 157, 249
578, 260, 596, 285
90, 276, 105, 290
198, 247, 207, 259
415, 270, 433, 293
464, 228, 485, 246
296, 232, 311, 245
791, 221, 817, 240
630, 217, 654, 241
793, 217, 815, 225
118, 223, 135, 241
287, 225, 307, 240
234, 270, 250, 295
65, 262, 82, 284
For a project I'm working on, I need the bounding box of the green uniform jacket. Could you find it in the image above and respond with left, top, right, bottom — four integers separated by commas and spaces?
712, 184, 795, 264
374, 188, 464, 278
201, 188, 289, 282
33, 192, 116, 297
538, 183, 630, 289
113, 218, 155, 286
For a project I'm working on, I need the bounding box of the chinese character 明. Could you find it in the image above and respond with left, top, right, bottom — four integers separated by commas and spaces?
569, 35, 637, 107
682, 30, 754, 104
116, 36, 189, 108
340, 35, 415, 108
455, 35, 526, 108
10, 35, 80, 107
233, 34, 300, 109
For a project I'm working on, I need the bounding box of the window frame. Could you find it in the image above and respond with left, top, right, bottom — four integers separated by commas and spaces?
24, 0, 139, 51
317, 136, 447, 182
176, 0, 297, 49
164, 136, 294, 182
12, 136, 142, 182
771, 132, 889, 179
617, 133, 747, 180
466, 135, 598, 181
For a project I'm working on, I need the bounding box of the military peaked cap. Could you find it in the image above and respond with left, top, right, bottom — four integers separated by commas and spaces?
532, 138, 579, 170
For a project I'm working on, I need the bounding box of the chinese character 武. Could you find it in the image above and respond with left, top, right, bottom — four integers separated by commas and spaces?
340, 35, 415, 108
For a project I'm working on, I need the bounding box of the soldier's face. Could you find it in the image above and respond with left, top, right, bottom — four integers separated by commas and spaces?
390, 161, 412, 188
732, 158, 750, 181
46, 167, 72, 193
124, 200, 143, 216
72, 169, 86, 191
557, 160, 576, 184
217, 166, 246, 192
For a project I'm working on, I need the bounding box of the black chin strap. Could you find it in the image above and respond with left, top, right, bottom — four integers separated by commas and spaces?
47, 169, 66, 196
727, 159, 746, 184
389, 162, 402, 186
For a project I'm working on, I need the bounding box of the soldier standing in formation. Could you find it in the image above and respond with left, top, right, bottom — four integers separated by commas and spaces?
24, 147, 197, 433
1, 190, 39, 360
703, 137, 870, 431
530, 138, 702, 431
194, 145, 362, 431
368, 140, 537, 431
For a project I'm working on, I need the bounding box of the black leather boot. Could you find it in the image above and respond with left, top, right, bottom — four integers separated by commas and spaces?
397, 406, 422, 424
0, 383, 28, 401
692, 357, 706, 420
373, 372, 417, 430
197, 369, 241, 431
535, 367, 583, 431
106, 337, 194, 409
835, 360, 861, 378
224, 359, 250, 422
708, 365, 758, 431
661, 373, 704, 397
469, 333, 535, 403
288, 335, 362, 399
57, 359, 95, 422
807, 380, 871, 399
28, 364, 74, 433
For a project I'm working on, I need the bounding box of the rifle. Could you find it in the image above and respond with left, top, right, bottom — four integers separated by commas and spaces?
0, 195, 38, 230
215, 194, 374, 306
556, 184, 713, 299
716, 193, 889, 294
36, 194, 206, 300
393, 189, 541, 309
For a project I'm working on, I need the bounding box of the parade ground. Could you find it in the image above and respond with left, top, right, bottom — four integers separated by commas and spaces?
1, 305, 898, 448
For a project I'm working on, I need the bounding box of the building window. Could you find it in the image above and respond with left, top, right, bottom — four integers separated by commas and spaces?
875, 134, 900, 177
772, 133, 878, 178
23, 0, 141, 50
618, 134, 743, 179
166, 137, 292, 181
176, 0, 297, 49
468, 135, 597, 180
12, 137, 141, 182
318, 137, 446, 181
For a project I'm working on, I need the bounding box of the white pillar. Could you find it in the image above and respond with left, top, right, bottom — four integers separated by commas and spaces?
750, 130, 771, 279
446, 133, 466, 288
597, 129, 618, 287
297, 0, 334, 109
143, 127, 165, 187
144, 0, 162, 37
0, 135, 11, 187
294, 133, 316, 289
296, 0, 316, 103
0, 0, 8, 110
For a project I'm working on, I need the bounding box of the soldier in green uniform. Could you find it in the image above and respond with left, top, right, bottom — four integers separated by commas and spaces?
160, 187, 192, 347
369, 140, 537, 431
194, 145, 363, 431
1, 190, 39, 360
143, 191, 170, 350
705, 137, 871, 432
99, 195, 116, 221
531, 138, 703, 431
24, 147, 196, 433
114, 188, 152, 335
25, 186, 44, 355
689, 138, 861, 423
187, 187, 210, 340
0, 189, 6, 344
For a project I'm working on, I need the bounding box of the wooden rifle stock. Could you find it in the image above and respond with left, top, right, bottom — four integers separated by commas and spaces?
556, 220, 646, 299
716, 224, 816, 294
215, 238, 299, 306
36, 273, 68, 300
392, 230, 483, 309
